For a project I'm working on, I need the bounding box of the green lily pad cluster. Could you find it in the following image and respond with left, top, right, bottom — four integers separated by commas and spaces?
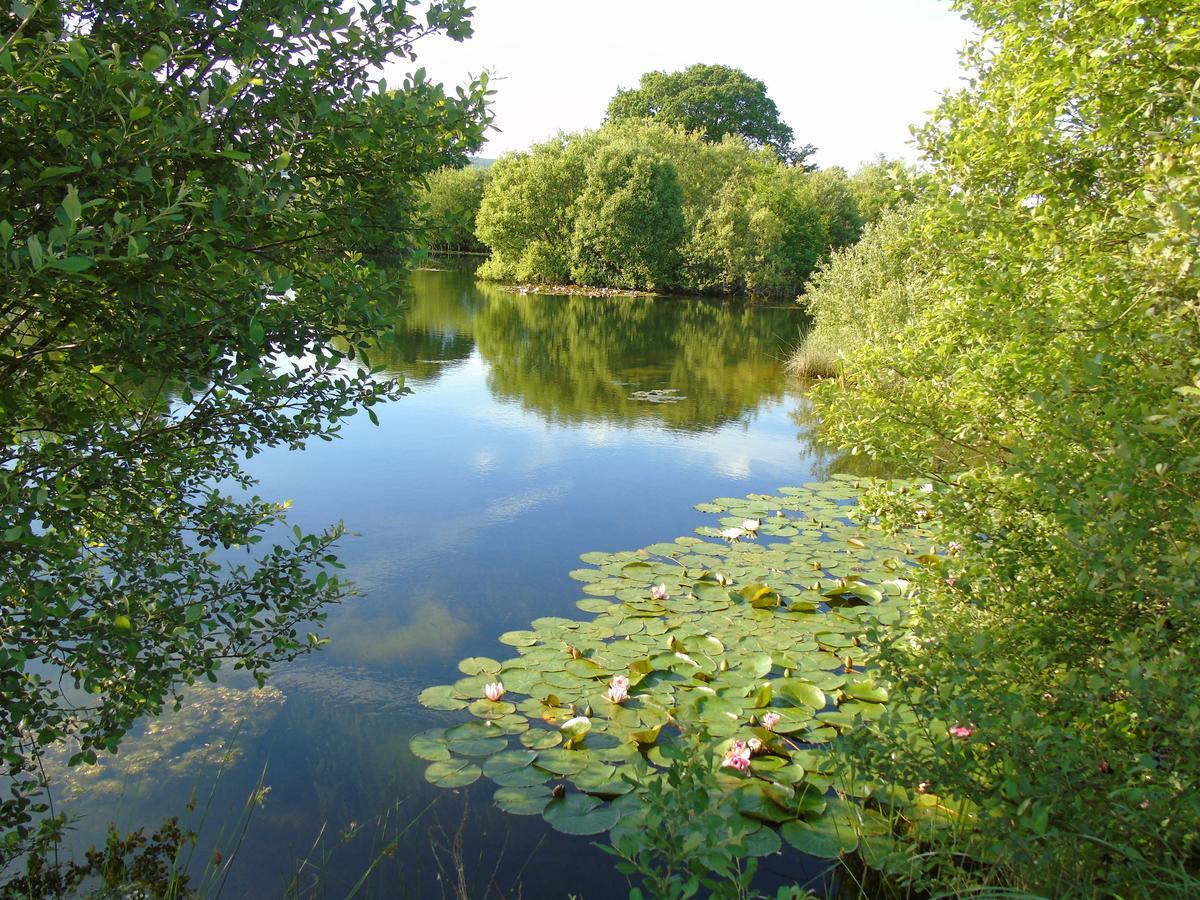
413, 477, 941, 859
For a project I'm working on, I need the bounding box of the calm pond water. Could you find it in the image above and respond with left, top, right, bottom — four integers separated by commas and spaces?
51, 264, 853, 897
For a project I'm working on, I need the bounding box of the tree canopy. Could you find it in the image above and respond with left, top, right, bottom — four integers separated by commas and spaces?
605, 64, 812, 166
0, 0, 490, 860
475, 122, 859, 296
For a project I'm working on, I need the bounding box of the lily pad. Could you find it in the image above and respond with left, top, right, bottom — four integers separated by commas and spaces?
781, 815, 860, 858
416, 480, 930, 865
458, 657, 502, 676
417, 685, 468, 711
543, 794, 622, 836
494, 785, 552, 816
424, 759, 481, 789
408, 729, 450, 762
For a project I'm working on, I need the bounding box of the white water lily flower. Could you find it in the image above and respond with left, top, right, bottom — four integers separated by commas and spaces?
719, 527, 744, 542
741, 518, 760, 533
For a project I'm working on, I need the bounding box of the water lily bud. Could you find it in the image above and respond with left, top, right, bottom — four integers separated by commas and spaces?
719, 658, 730, 672
783, 668, 792, 679
552, 783, 565, 799
584, 704, 593, 718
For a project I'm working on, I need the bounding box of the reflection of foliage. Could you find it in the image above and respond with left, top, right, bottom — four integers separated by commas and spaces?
471, 287, 803, 430
39, 685, 285, 802
789, 394, 895, 481
3, 818, 197, 899
369, 268, 483, 383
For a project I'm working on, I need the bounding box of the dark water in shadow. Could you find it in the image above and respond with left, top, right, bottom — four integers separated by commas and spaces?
50, 265, 851, 897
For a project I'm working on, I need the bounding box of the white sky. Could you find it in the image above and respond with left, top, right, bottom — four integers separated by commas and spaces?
385, 0, 976, 171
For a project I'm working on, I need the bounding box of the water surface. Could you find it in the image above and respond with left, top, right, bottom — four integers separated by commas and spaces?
54, 265, 846, 897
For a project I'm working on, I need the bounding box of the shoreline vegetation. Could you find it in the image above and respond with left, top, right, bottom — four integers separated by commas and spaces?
497, 283, 659, 299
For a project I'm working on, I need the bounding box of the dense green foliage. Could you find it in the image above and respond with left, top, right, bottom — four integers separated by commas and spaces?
845, 156, 923, 227
476, 122, 864, 296
790, 204, 926, 376
800, 0, 1200, 892
418, 164, 488, 252
605, 63, 813, 166
0, 0, 489, 863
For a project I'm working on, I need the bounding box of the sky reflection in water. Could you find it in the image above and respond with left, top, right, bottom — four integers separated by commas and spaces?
54, 265, 849, 897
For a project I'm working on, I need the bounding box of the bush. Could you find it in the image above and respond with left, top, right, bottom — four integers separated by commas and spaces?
790, 203, 925, 369
569, 145, 686, 290
804, 0, 1200, 893
420, 166, 488, 252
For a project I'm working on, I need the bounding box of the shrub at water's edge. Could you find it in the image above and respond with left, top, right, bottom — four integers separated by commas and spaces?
798, 0, 1200, 893
419, 165, 489, 254
786, 204, 927, 379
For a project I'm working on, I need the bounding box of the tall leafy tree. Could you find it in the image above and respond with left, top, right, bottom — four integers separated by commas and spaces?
605, 64, 813, 166
0, 0, 490, 859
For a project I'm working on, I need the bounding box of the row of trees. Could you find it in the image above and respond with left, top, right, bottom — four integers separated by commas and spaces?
418, 64, 915, 297
797, 0, 1200, 894
467, 123, 909, 296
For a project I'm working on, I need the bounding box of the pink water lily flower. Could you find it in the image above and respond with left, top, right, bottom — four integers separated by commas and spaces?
723, 754, 750, 771
607, 674, 630, 704
650, 584, 669, 601
761, 711, 781, 731
949, 723, 974, 739
721, 739, 752, 771
484, 682, 505, 702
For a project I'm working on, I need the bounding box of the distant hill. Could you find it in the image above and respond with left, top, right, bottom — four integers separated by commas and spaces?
469, 156, 496, 169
